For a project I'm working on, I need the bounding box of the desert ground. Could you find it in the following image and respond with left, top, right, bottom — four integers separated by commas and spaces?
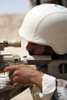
0, 14, 29, 57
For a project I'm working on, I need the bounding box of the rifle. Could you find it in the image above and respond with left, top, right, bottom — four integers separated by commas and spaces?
0, 40, 21, 70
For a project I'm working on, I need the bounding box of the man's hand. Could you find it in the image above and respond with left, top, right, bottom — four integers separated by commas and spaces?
4, 64, 44, 91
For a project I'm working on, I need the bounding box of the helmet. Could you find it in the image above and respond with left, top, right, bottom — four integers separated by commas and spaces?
19, 4, 67, 55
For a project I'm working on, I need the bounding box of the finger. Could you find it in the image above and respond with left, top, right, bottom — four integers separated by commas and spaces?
13, 82, 28, 87
12, 76, 18, 83
10, 70, 19, 79
13, 82, 19, 87
4, 65, 19, 72
9, 71, 19, 84
13, 82, 24, 87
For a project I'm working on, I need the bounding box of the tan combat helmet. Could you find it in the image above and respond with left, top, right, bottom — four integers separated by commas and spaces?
19, 4, 67, 55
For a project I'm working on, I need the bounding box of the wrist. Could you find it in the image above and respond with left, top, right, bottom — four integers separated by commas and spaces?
30, 70, 44, 91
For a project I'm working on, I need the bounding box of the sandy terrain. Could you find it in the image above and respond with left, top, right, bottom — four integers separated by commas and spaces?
0, 14, 29, 57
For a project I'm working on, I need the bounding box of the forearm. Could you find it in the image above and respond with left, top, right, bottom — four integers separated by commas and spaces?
30, 70, 44, 91
30, 71, 56, 100
4, 64, 56, 100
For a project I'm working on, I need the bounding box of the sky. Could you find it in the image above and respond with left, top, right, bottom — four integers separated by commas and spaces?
0, 0, 28, 14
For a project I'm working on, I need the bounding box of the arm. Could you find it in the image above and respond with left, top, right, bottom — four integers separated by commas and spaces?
4, 64, 43, 91
4, 64, 56, 100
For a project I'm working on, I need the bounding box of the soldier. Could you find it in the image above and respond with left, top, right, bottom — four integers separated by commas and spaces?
4, 4, 67, 100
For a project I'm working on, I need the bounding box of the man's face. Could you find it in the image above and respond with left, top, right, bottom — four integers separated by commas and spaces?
26, 42, 45, 55
26, 42, 55, 56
